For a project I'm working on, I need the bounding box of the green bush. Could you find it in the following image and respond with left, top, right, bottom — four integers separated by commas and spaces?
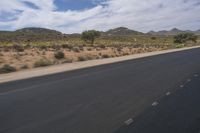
175, 44, 185, 48
54, 51, 65, 59
0, 64, 17, 74
81, 30, 101, 44
34, 58, 53, 67
174, 33, 197, 43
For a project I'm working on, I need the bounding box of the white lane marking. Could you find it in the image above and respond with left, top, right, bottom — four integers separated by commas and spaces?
187, 79, 191, 82
180, 85, 184, 88
152, 101, 159, 106
124, 118, 134, 125
166, 92, 171, 96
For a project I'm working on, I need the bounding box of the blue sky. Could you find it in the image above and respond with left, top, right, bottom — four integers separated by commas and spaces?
54, 0, 98, 11
0, 0, 200, 33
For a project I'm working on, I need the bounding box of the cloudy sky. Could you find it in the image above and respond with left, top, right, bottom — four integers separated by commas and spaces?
0, 0, 200, 33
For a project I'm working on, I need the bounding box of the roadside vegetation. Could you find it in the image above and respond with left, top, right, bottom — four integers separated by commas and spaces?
174, 33, 197, 44
0, 64, 16, 74
81, 30, 101, 44
0, 28, 199, 74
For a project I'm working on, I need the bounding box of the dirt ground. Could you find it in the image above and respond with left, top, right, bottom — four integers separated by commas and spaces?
0, 46, 162, 71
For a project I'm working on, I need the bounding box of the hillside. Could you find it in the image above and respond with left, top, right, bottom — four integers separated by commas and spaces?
0, 27, 64, 43
0, 27, 199, 43
148, 28, 200, 35
15, 27, 62, 35
103, 27, 144, 36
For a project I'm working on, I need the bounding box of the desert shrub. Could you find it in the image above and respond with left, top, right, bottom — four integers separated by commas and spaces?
96, 48, 101, 51
62, 57, 73, 63
72, 47, 80, 52
99, 44, 106, 49
52, 44, 61, 50
61, 44, 70, 48
78, 56, 89, 61
102, 54, 110, 58
175, 44, 185, 48
54, 51, 65, 59
20, 64, 29, 69
151, 37, 156, 40
81, 30, 101, 44
3, 47, 10, 52
12, 44, 24, 52
24, 44, 31, 49
133, 44, 142, 48
174, 33, 197, 43
122, 52, 129, 56
87, 47, 92, 51
34, 58, 53, 67
0, 64, 17, 74
39, 45, 48, 50
117, 47, 122, 52
77, 55, 96, 61
87, 55, 95, 60
79, 46, 84, 51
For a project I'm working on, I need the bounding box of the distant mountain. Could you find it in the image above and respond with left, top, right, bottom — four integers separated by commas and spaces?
0, 31, 12, 33
0, 27, 64, 42
103, 27, 144, 36
15, 27, 62, 35
148, 28, 199, 35
0, 27, 199, 43
195, 29, 200, 35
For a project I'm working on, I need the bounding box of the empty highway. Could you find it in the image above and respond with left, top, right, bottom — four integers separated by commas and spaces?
115, 71, 200, 133
1, 47, 200, 133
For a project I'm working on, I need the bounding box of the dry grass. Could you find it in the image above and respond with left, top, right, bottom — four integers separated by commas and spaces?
0, 46, 151, 70
0, 35, 199, 73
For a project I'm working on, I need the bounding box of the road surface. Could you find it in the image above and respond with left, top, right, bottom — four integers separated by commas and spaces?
115, 72, 200, 133
0, 48, 200, 133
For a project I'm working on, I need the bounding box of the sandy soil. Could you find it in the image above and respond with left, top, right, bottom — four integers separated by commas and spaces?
0, 46, 160, 69
0, 45, 199, 84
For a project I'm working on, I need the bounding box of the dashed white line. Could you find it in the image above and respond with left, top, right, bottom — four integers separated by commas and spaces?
180, 85, 184, 88
124, 118, 134, 125
166, 92, 171, 96
152, 101, 159, 106
187, 79, 191, 82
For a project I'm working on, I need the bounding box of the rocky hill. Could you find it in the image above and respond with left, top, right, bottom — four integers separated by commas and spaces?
103, 27, 144, 36
148, 28, 200, 35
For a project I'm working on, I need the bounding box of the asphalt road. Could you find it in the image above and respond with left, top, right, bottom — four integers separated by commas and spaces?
115, 72, 200, 133
1, 48, 200, 133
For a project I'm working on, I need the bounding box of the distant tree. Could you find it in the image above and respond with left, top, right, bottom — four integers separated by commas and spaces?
151, 37, 156, 40
81, 30, 101, 44
174, 33, 197, 43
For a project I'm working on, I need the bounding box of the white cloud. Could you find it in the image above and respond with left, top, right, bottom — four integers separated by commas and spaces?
0, 0, 200, 33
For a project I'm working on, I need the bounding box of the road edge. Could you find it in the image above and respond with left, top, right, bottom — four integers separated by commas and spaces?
0, 46, 200, 84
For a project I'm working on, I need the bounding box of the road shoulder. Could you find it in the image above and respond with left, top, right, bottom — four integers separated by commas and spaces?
0, 46, 200, 84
